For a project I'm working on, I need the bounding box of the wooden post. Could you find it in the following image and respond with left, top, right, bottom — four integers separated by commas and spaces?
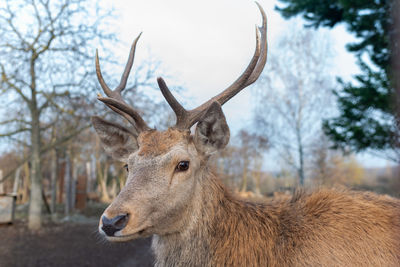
71, 158, 78, 213
57, 160, 66, 204
76, 175, 87, 210
12, 168, 21, 195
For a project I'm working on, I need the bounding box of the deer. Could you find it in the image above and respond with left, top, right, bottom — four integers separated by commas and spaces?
92, 3, 400, 266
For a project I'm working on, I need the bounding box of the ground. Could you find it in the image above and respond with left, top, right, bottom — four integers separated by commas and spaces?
0, 204, 154, 267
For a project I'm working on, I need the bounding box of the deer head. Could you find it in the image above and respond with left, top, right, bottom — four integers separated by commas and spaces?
93, 3, 267, 242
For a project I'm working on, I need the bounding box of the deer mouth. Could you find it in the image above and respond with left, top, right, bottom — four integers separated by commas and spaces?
105, 226, 153, 242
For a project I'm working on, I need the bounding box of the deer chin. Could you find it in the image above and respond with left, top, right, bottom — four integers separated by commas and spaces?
103, 225, 153, 242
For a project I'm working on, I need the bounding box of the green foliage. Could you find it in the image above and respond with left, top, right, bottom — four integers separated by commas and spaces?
323, 60, 394, 151
276, 0, 397, 155
277, 0, 391, 68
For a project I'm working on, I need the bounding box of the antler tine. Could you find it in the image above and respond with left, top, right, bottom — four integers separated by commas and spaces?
95, 49, 114, 98
116, 32, 142, 92
96, 33, 142, 100
157, 77, 189, 127
97, 97, 150, 132
244, 2, 267, 86
101, 100, 137, 127
186, 3, 267, 126
95, 33, 151, 132
157, 3, 268, 129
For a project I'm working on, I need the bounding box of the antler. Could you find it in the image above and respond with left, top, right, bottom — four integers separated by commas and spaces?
157, 2, 268, 129
95, 33, 151, 132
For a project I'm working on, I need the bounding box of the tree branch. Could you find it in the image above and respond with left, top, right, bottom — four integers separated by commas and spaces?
0, 118, 30, 125
0, 127, 30, 137
0, 64, 32, 105
0, 123, 91, 183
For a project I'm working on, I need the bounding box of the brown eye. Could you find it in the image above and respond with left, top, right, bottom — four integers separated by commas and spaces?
123, 164, 129, 172
176, 161, 189, 172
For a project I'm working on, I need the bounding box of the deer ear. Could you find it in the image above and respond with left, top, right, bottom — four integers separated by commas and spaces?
194, 102, 230, 155
92, 116, 139, 162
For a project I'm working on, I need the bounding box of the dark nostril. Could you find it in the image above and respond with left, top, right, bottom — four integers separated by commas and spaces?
101, 214, 129, 236
114, 214, 129, 229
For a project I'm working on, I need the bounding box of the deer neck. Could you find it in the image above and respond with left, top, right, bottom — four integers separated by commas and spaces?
151, 166, 278, 266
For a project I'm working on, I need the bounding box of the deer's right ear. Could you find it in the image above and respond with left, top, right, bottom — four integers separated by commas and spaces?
91, 116, 139, 162
194, 102, 230, 155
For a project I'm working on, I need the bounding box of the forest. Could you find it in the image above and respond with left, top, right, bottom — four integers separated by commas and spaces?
0, 0, 399, 266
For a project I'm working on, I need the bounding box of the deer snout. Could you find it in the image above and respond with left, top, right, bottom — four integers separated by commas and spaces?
100, 213, 129, 236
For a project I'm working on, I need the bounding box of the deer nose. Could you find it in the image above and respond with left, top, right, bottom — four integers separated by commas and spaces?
101, 214, 129, 236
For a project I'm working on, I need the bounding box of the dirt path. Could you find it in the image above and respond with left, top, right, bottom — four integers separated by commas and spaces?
0, 222, 154, 267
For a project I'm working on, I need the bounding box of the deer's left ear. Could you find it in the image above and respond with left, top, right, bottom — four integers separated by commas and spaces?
194, 101, 230, 155
92, 116, 139, 162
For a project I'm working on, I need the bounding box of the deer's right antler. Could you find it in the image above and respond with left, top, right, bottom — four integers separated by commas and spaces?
95, 3, 267, 133
157, 2, 268, 129
96, 33, 151, 132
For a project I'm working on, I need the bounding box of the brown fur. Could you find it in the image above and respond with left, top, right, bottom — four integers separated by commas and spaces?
94, 122, 400, 266
94, 120, 400, 266
152, 168, 400, 267
137, 128, 191, 156
92, 3, 400, 263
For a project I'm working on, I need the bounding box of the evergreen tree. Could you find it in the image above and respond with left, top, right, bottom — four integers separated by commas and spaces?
276, 0, 399, 161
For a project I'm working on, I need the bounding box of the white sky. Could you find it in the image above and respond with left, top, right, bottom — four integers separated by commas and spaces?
110, 0, 355, 126
105, 0, 390, 169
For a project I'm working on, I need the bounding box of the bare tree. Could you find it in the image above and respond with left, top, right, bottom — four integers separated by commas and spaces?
0, 0, 117, 230
310, 134, 365, 187
236, 130, 268, 193
215, 130, 268, 194
254, 21, 334, 186
310, 133, 332, 186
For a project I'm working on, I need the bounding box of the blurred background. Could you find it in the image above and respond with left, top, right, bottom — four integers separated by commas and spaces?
0, 0, 398, 266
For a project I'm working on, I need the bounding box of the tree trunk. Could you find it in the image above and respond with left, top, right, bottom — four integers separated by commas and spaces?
50, 149, 58, 214
97, 161, 110, 203
109, 179, 117, 199
0, 170, 3, 194
253, 158, 262, 196
240, 158, 249, 192
95, 136, 110, 202
296, 127, 305, 186
85, 162, 92, 193
391, 0, 400, 168
28, 113, 43, 230
298, 143, 305, 186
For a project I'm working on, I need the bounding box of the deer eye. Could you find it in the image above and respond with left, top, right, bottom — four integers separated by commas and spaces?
176, 161, 189, 172
123, 164, 129, 172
